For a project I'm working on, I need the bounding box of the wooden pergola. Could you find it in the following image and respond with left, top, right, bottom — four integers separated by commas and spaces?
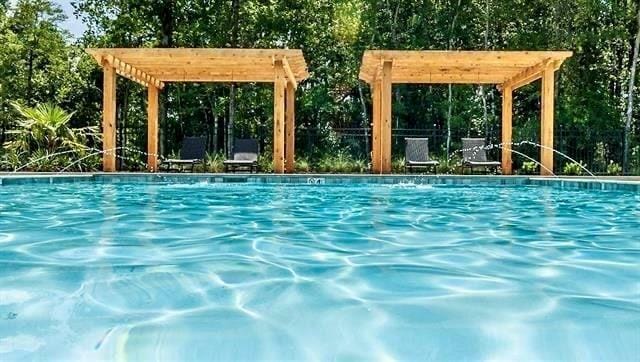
86, 48, 309, 173
359, 50, 573, 175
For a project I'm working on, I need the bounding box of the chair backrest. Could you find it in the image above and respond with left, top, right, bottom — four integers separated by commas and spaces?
180, 137, 207, 160
233, 139, 259, 161
405, 138, 431, 162
462, 138, 488, 162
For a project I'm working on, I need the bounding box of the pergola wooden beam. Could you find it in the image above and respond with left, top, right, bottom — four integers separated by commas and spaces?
501, 85, 513, 174
371, 78, 381, 172
285, 82, 296, 173
102, 64, 117, 172
380, 60, 393, 173
540, 64, 555, 176
273, 59, 286, 173
282, 57, 298, 90
500, 58, 565, 90
147, 85, 159, 172
87, 48, 309, 84
359, 50, 572, 175
87, 48, 309, 173
103, 55, 165, 89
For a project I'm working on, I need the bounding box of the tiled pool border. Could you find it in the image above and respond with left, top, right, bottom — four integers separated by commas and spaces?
1, 173, 639, 192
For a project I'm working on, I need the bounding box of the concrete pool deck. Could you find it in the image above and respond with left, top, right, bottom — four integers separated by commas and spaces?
1, 172, 640, 192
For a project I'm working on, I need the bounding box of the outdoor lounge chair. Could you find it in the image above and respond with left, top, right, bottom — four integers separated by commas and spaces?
224, 139, 259, 173
161, 136, 207, 173
461, 138, 501, 174
405, 138, 439, 173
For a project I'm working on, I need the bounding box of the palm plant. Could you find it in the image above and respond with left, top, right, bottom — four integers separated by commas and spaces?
1, 102, 100, 171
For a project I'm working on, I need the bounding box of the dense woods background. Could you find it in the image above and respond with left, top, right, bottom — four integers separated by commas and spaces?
0, 0, 639, 174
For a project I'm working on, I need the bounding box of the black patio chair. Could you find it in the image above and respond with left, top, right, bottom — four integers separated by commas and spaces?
405, 138, 439, 173
161, 136, 207, 173
461, 138, 501, 174
224, 139, 259, 173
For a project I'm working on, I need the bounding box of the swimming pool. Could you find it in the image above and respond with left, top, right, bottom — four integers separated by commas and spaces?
0, 178, 638, 360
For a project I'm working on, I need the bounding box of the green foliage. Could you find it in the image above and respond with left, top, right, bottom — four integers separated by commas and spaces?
316, 152, 367, 173
632, 146, 640, 175
436, 155, 461, 174
204, 152, 225, 173
563, 161, 587, 176
0, 0, 639, 175
258, 153, 273, 173
392, 157, 405, 173
606, 161, 622, 176
295, 157, 311, 173
1, 102, 99, 171
520, 161, 539, 175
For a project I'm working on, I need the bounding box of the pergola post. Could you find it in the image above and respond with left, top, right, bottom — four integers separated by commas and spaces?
371, 79, 382, 173
540, 66, 555, 176
285, 81, 295, 173
102, 64, 117, 172
147, 85, 159, 172
501, 85, 513, 175
273, 59, 286, 174
380, 60, 393, 173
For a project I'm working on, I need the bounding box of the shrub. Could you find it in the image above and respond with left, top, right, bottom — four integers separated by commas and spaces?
631, 146, 640, 175
562, 161, 586, 176
519, 161, 538, 175
392, 157, 405, 173
1, 102, 99, 172
606, 161, 622, 176
295, 157, 312, 173
258, 153, 274, 173
593, 142, 607, 172
316, 152, 367, 173
204, 152, 225, 173
436, 155, 461, 174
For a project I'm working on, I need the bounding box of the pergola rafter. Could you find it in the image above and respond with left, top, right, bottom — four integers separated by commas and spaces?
87, 48, 309, 173
359, 50, 573, 175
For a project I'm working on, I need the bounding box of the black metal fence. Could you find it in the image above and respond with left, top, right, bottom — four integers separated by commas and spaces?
112, 124, 640, 175
293, 127, 640, 175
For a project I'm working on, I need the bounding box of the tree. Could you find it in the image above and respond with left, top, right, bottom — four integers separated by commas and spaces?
624, 5, 640, 173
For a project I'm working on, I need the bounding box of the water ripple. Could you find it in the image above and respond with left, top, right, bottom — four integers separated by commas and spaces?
0, 182, 638, 360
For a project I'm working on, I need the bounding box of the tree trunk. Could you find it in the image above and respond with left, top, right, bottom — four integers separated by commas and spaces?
446, 0, 463, 159
623, 6, 640, 174
480, 0, 490, 140
447, 84, 453, 158
227, 0, 240, 157
208, 89, 219, 152
120, 83, 130, 169
358, 83, 370, 155
158, 0, 174, 157
27, 48, 34, 104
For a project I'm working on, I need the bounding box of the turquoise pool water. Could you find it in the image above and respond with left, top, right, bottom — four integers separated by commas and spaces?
0, 181, 638, 361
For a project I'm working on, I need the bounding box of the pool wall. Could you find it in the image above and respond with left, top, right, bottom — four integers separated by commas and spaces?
1, 173, 640, 192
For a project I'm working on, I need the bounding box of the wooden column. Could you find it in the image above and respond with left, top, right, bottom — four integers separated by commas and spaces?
380, 60, 393, 173
147, 85, 159, 172
273, 60, 286, 174
501, 85, 513, 175
371, 79, 382, 173
540, 66, 555, 176
102, 64, 117, 172
285, 81, 295, 173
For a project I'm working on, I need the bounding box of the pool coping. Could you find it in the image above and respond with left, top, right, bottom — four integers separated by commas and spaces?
1, 172, 640, 192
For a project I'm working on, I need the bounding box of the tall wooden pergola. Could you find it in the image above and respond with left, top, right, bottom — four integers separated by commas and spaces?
359, 50, 572, 175
86, 48, 309, 173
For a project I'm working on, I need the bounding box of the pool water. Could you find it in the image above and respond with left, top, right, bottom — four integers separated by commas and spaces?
0, 181, 638, 361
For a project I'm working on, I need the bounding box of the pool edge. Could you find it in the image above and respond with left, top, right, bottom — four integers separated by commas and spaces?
1, 173, 639, 191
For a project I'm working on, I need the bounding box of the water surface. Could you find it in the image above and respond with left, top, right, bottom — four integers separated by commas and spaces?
0, 182, 638, 360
